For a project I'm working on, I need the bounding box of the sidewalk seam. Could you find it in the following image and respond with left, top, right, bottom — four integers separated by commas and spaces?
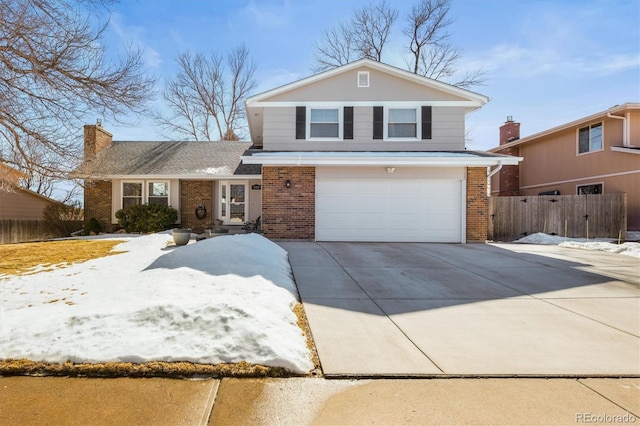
577, 379, 640, 418
199, 380, 220, 426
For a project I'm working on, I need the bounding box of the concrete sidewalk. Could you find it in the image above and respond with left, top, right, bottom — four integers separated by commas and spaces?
1, 376, 638, 425
280, 242, 640, 377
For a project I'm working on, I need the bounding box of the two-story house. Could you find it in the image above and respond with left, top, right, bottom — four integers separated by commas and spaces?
489, 103, 640, 230
76, 59, 520, 242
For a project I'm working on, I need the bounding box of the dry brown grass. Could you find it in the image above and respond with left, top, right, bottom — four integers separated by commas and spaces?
294, 302, 322, 376
0, 240, 126, 276
0, 359, 290, 379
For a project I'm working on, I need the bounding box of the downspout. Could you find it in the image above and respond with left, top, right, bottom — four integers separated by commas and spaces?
607, 112, 627, 146
487, 163, 503, 179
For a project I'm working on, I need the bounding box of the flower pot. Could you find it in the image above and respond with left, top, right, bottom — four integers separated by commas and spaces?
172, 228, 191, 246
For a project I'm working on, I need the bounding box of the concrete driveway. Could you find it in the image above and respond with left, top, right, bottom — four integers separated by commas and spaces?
279, 242, 640, 377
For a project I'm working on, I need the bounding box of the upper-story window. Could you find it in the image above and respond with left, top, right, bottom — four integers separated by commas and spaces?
388, 108, 417, 138
297, 106, 352, 140
578, 123, 602, 154
373, 105, 431, 140
310, 108, 339, 138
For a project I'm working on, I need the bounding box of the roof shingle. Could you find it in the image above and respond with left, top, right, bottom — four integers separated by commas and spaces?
74, 141, 261, 178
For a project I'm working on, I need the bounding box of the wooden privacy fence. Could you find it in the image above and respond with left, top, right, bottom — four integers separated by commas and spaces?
489, 194, 627, 241
0, 219, 83, 244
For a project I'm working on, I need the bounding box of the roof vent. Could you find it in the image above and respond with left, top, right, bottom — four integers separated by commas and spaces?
357, 71, 369, 88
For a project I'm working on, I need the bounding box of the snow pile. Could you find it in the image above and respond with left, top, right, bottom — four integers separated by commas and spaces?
0, 233, 313, 373
515, 232, 640, 259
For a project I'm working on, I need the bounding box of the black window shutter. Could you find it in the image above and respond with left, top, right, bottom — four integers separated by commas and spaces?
422, 106, 432, 140
373, 106, 383, 139
344, 107, 354, 139
296, 106, 306, 139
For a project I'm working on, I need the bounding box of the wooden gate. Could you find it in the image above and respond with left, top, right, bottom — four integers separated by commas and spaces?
488, 194, 627, 241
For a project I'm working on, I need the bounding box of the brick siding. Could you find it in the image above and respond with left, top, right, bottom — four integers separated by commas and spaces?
496, 146, 520, 196
180, 180, 214, 233
262, 166, 315, 240
466, 167, 488, 242
84, 180, 113, 230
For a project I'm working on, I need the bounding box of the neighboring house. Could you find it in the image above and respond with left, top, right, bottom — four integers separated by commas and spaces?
489, 103, 640, 230
76, 59, 520, 242
0, 163, 63, 220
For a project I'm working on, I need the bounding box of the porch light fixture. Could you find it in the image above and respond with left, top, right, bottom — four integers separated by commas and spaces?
386, 167, 395, 173
285, 179, 291, 188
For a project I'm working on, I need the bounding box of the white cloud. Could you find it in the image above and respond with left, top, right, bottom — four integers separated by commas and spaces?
108, 13, 163, 69
238, 0, 292, 30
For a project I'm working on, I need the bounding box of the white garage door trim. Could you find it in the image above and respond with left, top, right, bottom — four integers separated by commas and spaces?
316, 167, 466, 243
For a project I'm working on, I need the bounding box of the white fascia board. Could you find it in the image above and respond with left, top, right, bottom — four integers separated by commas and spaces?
610, 146, 640, 154
248, 100, 485, 108
242, 154, 522, 167
80, 174, 261, 180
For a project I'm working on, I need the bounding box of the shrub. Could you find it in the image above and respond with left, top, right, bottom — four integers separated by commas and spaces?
115, 204, 178, 233
84, 217, 104, 235
43, 203, 84, 237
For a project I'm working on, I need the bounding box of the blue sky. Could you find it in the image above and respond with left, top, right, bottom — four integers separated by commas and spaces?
102, 0, 640, 150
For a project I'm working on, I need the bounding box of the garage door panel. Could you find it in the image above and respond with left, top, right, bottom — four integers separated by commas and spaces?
316, 173, 463, 243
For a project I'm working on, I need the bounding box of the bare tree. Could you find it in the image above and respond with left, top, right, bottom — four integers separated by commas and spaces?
405, 0, 485, 88
0, 0, 156, 199
312, 0, 484, 88
155, 45, 257, 141
313, 1, 398, 72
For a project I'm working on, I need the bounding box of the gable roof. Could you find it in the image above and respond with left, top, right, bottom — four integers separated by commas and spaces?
72, 141, 261, 179
245, 59, 489, 146
489, 103, 640, 152
246, 59, 489, 105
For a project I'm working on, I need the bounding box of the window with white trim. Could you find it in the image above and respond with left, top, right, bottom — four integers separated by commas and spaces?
387, 108, 418, 139
309, 108, 340, 139
122, 182, 142, 208
577, 183, 602, 195
578, 123, 602, 154
148, 182, 169, 206
122, 180, 170, 208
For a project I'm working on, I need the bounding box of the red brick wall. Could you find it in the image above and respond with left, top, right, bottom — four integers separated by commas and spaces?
180, 180, 213, 232
84, 180, 113, 230
496, 146, 520, 196
262, 166, 315, 240
466, 167, 488, 242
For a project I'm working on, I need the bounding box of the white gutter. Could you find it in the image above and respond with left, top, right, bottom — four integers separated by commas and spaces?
242, 153, 523, 167
607, 112, 627, 146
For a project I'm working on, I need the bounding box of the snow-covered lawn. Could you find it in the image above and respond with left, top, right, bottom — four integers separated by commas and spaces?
0, 233, 313, 374
515, 232, 640, 258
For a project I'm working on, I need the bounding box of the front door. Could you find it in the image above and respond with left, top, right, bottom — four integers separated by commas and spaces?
219, 181, 248, 224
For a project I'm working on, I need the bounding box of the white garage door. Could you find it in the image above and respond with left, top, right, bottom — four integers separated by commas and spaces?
316, 168, 464, 242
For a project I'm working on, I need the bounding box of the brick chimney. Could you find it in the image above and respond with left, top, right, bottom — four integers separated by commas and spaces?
500, 115, 520, 145
496, 116, 520, 196
84, 120, 112, 161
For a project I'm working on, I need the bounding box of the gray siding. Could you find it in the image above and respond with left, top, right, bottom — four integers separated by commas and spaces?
263, 106, 466, 151
263, 66, 468, 103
